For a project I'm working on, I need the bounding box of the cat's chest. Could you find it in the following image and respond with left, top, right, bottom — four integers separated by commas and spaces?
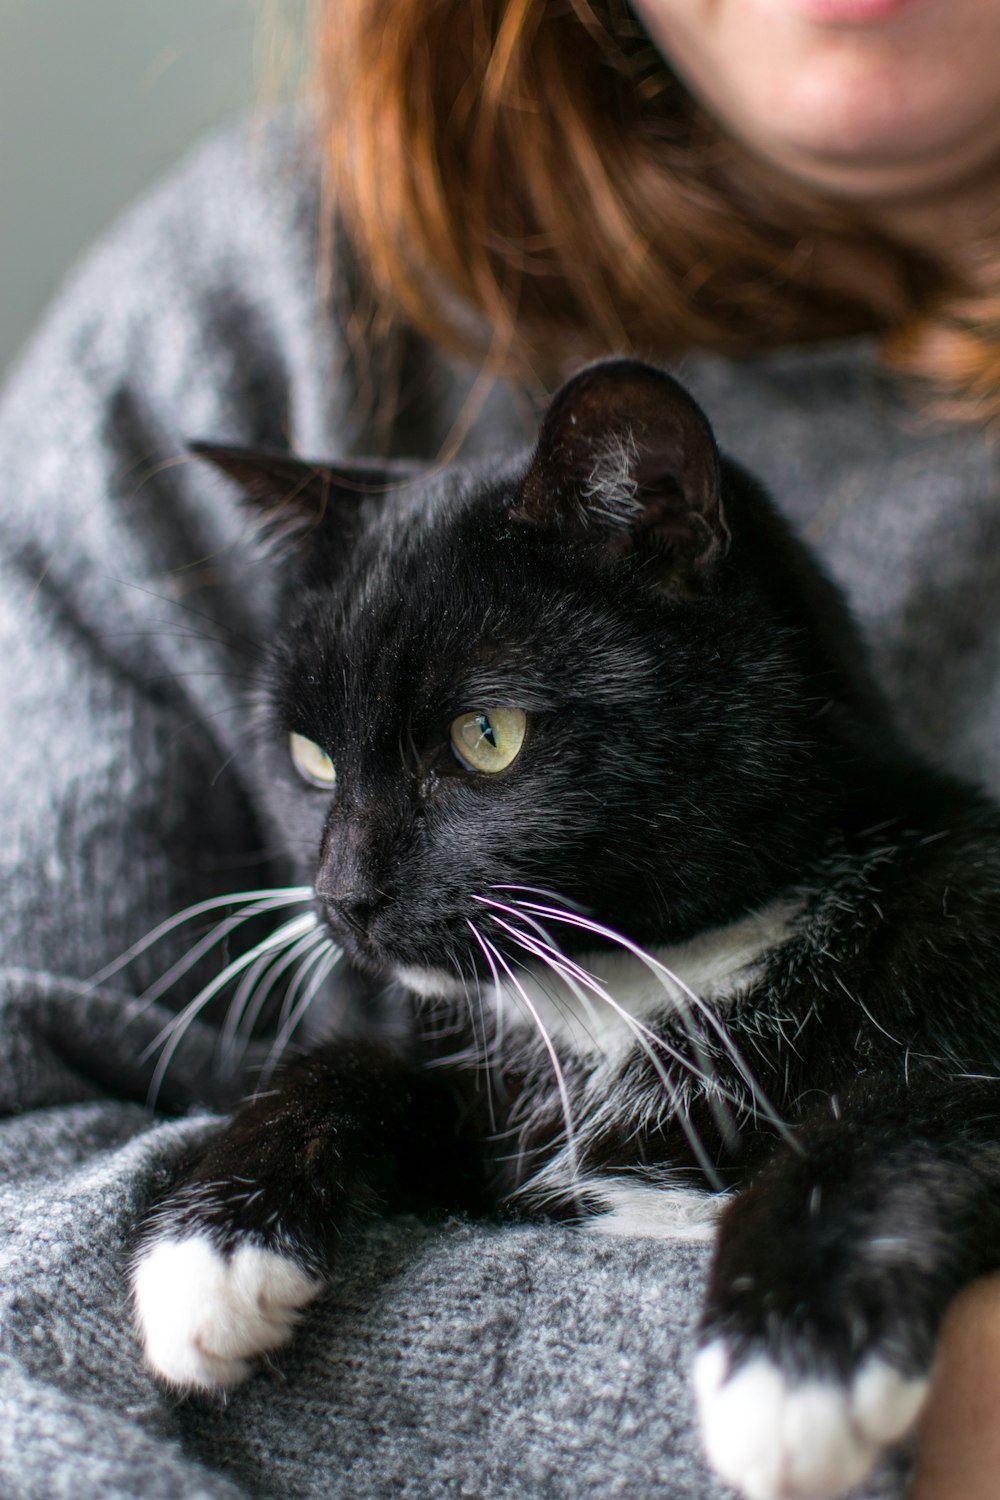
491, 899, 801, 1060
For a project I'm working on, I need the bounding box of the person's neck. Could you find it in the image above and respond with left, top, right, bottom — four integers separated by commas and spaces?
860, 161, 1000, 270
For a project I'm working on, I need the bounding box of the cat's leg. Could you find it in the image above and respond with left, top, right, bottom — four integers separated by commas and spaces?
132, 1038, 486, 1391
694, 1078, 1000, 1500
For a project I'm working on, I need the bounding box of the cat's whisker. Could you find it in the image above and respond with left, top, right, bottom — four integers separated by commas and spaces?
481, 907, 726, 1186
143, 917, 321, 1072
478, 894, 736, 1106
514, 945, 723, 1188
502, 893, 794, 1149
258, 942, 344, 1086
488, 912, 669, 1062
90, 885, 315, 988
271, 933, 338, 1040
484, 910, 619, 1043
493, 882, 590, 914
217, 952, 279, 1068
468, 921, 581, 1188
463, 949, 501, 1132
132, 897, 312, 1016
502, 889, 780, 1157
452, 931, 532, 1133
516, 897, 778, 1140
217, 927, 332, 1073
142, 912, 319, 1105
220, 943, 302, 1064
103, 627, 264, 664
478, 900, 605, 1039
166, 702, 259, 749
473, 936, 581, 1194
443, 935, 496, 1076
209, 747, 245, 789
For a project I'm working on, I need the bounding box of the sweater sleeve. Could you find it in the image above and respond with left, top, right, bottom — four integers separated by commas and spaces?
0, 117, 357, 996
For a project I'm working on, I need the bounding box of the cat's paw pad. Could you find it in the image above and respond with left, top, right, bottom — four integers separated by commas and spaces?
132, 1234, 323, 1391
693, 1340, 929, 1500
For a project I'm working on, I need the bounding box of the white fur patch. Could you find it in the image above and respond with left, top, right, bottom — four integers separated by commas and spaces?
495, 899, 800, 1059
585, 1178, 724, 1242
393, 964, 469, 999
582, 429, 641, 525
694, 1340, 929, 1500
132, 1235, 322, 1391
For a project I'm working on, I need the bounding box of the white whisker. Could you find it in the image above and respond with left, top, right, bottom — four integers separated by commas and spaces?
479, 899, 712, 1083
218, 944, 293, 1064
493, 882, 589, 913
465, 951, 500, 1133
440, 942, 501, 1117
479, 895, 742, 1151
503, 894, 793, 1149
485, 902, 605, 1038
258, 943, 343, 1085
271, 933, 334, 1037
228, 936, 325, 1058
142, 912, 319, 1105
481, 905, 725, 1187
468, 921, 581, 1188
136, 897, 313, 1014
218, 926, 332, 1071
90, 885, 315, 988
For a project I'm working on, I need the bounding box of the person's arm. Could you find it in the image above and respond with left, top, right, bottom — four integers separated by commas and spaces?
910, 1274, 1000, 1500
0, 120, 341, 999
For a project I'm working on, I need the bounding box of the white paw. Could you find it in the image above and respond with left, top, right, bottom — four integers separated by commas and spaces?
132, 1234, 323, 1391
693, 1340, 929, 1500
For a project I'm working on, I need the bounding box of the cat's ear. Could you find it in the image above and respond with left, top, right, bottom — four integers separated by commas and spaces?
189, 442, 401, 550
512, 360, 729, 597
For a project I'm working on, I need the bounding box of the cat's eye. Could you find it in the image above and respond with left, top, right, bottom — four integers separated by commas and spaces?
449, 709, 526, 774
289, 731, 337, 788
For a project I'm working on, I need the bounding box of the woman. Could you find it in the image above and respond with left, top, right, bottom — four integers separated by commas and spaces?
330, 6, 1000, 1494
0, 2, 996, 1497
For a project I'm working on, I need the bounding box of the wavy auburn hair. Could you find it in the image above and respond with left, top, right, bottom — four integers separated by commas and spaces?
319, 0, 1000, 414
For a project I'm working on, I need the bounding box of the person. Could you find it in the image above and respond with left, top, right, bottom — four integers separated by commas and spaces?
0, 2, 997, 1497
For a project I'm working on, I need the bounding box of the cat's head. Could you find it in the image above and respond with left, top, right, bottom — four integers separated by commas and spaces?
196, 361, 863, 987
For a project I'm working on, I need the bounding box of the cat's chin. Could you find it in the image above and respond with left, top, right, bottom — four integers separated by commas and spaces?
392, 964, 470, 1000
326, 931, 464, 991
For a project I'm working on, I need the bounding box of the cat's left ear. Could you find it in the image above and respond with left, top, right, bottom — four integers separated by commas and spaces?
189, 442, 404, 550
512, 360, 729, 598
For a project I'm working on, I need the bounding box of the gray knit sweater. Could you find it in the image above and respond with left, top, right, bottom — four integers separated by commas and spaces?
1, 116, 997, 1500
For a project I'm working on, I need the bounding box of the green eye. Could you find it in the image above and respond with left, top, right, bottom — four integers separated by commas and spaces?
289, 731, 337, 788
449, 708, 526, 774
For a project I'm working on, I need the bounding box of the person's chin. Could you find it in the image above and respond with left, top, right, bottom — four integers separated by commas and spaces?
753, 0, 923, 25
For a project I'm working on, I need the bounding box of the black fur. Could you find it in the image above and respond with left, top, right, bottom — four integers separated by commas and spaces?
144, 361, 1000, 1470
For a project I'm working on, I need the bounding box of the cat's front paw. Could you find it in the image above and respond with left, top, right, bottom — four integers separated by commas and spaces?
693, 1339, 929, 1500
132, 1235, 323, 1391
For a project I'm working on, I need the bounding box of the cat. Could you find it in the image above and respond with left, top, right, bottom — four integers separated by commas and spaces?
128, 358, 1000, 1500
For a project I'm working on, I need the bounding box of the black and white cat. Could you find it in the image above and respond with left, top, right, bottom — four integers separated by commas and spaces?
130, 360, 1000, 1500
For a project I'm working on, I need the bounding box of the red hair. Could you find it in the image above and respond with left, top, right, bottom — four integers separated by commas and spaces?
318, 0, 997, 416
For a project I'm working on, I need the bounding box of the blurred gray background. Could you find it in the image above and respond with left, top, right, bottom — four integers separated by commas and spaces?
1, 1, 307, 378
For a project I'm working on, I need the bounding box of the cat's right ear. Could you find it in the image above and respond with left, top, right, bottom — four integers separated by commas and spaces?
512, 360, 729, 599
189, 443, 401, 552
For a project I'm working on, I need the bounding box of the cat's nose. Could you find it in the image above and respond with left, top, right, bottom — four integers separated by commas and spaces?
321, 889, 390, 941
